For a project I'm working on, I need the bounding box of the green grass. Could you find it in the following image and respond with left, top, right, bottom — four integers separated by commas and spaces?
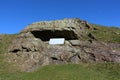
0, 34, 17, 54
91, 24, 120, 43
0, 63, 120, 80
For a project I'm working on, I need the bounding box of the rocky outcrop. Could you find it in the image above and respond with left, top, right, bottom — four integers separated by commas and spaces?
7, 18, 120, 72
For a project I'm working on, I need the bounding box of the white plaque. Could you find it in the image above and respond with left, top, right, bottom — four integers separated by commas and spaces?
49, 38, 65, 44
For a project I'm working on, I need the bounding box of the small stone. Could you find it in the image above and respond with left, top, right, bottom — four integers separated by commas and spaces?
69, 40, 81, 46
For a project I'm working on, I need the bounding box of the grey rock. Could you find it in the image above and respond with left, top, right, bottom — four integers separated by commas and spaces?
69, 40, 81, 46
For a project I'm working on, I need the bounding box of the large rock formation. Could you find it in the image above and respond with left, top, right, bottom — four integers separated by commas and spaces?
7, 18, 120, 72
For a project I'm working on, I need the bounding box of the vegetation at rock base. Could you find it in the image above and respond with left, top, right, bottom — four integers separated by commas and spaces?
0, 23, 120, 80
0, 63, 120, 80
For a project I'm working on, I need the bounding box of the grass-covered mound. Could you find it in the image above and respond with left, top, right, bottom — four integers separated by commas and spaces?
0, 24, 120, 80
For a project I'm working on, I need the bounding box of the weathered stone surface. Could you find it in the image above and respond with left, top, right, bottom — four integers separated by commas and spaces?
82, 41, 120, 62
46, 45, 81, 64
6, 18, 120, 72
69, 40, 81, 46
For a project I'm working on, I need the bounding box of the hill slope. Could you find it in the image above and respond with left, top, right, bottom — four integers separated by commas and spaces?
6, 18, 120, 72
91, 24, 120, 43
0, 18, 120, 80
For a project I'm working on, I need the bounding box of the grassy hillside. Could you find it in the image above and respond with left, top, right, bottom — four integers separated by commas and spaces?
0, 34, 18, 80
91, 24, 120, 43
0, 63, 120, 80
0, 34, 17, 54
0, 34, 17, 67
0, 25, 120, 80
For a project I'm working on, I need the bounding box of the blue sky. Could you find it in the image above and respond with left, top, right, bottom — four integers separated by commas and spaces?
0, 0, 120, 34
